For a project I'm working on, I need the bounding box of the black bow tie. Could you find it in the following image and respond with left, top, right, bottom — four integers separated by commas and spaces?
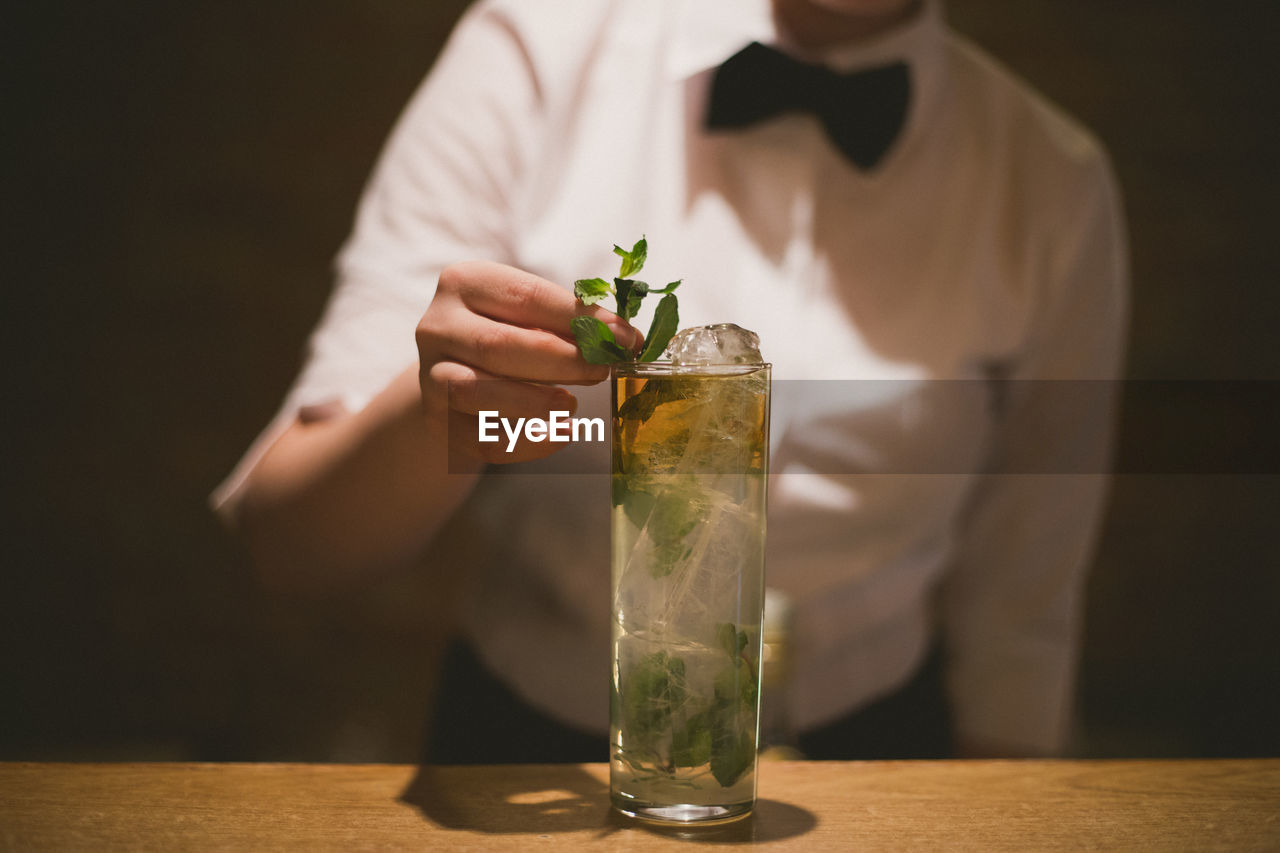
705, 42, 911, 171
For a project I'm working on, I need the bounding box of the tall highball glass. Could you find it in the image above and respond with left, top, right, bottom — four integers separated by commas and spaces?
609, 360, 771, 824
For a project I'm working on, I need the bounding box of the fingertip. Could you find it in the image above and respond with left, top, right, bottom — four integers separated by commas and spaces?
577, 363, 610, 384
552, 387, 579, 416
608, 322, 643, 353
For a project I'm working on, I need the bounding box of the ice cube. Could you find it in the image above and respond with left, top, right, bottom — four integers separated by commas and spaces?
662, 323, 763, 365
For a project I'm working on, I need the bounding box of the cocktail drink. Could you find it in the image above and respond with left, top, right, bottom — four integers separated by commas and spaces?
609, 325, 770, 824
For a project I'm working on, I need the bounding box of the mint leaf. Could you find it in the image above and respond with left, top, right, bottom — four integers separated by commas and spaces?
614, 278, 649, 320
671, 719, 712, 768
646, 490, 706, 577
638, 293, 679, 362
574, 277, 613, 306
570, 315, 628, 364
716, 623, 739, 658
707, 659, 757, 787
613, 475, 656, 529
651, 280, 681, 295
710, 731, 755, 787
703, 622, 758, 787
614, 236, 647, 278
616, 375, 701, 421
620, 651, 686, 756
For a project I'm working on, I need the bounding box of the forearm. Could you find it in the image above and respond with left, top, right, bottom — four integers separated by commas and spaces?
229, 365, 482, 592
942, 473, 1104, 756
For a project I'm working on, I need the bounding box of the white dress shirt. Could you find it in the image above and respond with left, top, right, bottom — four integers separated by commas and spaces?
216, 0, 1127, 753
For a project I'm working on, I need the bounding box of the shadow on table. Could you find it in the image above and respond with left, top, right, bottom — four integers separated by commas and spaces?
400, 764, 817, 842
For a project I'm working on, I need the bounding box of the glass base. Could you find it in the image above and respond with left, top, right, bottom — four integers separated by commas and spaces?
612, 797, 753, 825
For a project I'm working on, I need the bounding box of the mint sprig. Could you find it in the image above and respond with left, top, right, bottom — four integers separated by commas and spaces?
571, 236, 681, 363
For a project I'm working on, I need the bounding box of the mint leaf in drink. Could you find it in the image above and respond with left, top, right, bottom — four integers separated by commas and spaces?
614, 476, 656, 529
716, 623, 750, 659
574, 277, 613, 306
638, 293, 679, 362
623, 651, 684, 737
716, 622, 739, 658
646, 491, 706, 577
613, 473, 710, 577
671, 716, 713, 768
710, 730, 755, 788
703, 622, 758, 787
614, 278, 649, 320
570, 315, 629, 364
614, 236, 647, 278
615, 375, 701, 421
618, 650, 687, 769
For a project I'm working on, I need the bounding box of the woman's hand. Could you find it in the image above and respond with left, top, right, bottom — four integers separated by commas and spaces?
417, 261, 640, 464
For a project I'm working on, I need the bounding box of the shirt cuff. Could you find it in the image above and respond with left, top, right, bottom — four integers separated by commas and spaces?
946, 632, 1077, 755
208, 393, 362, 518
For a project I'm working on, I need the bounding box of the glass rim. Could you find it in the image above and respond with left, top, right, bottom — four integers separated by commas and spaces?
610, 360, 771, 377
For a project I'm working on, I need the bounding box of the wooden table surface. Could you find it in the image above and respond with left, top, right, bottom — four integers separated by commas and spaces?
1, 759, 1277, 851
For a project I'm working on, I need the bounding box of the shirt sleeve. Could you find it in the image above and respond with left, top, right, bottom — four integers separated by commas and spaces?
211, 1, 544, 512
938, 152, 1130, 754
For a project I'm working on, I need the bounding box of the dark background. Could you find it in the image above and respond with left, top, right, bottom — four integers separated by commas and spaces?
5, 1, 1278, 761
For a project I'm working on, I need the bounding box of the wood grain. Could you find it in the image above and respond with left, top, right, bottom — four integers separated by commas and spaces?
1, 760, 1276, 851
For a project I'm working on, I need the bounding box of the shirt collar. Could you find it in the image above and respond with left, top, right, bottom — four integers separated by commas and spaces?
667, 0, 946, 80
